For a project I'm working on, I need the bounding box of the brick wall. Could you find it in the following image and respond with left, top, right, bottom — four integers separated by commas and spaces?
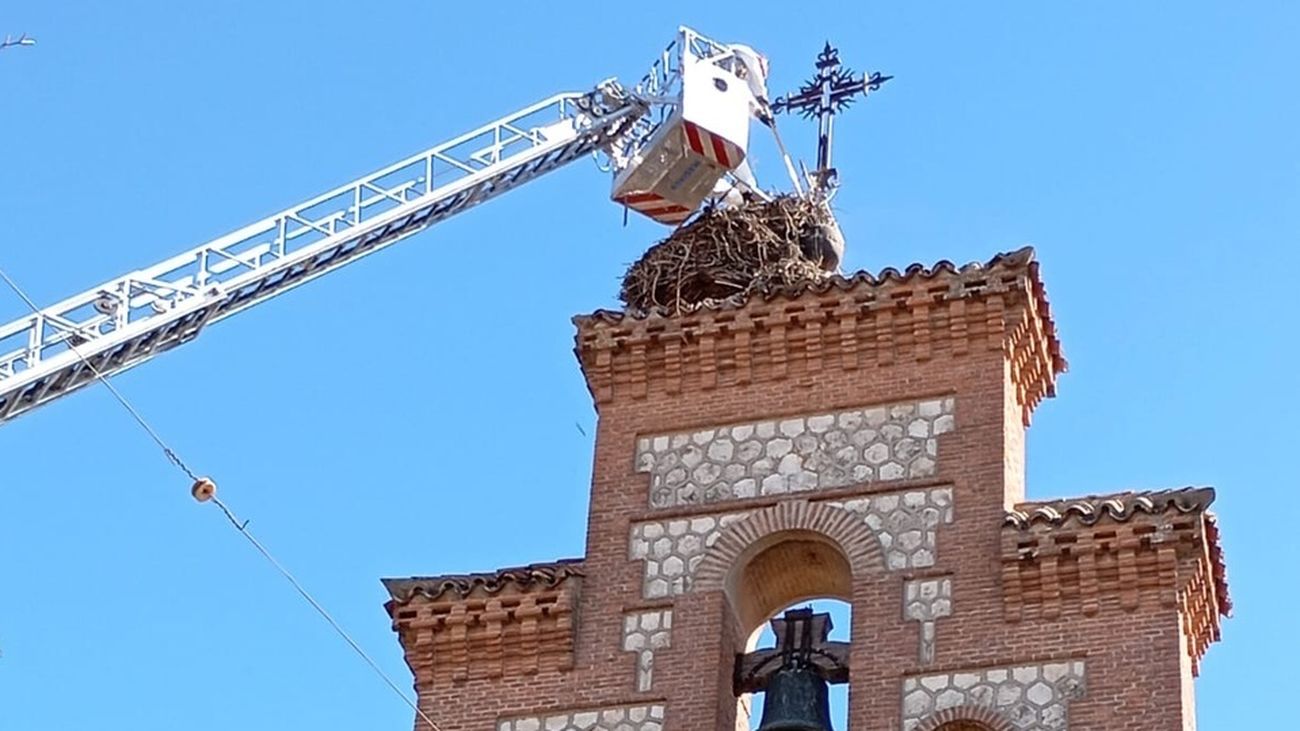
384, 250, 1224, 731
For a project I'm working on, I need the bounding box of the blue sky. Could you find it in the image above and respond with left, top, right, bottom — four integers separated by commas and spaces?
1, 2, 1296, 729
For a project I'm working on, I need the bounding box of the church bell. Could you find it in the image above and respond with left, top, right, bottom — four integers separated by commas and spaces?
755, 664, 835, 731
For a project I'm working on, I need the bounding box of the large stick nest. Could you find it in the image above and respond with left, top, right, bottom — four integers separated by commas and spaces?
620, 195, 836, 314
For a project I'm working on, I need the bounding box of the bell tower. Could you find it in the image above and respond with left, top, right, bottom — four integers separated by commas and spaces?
384, 247, 1228, 730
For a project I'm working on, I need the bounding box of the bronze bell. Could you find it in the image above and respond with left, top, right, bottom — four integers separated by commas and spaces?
755, 663, 835, 731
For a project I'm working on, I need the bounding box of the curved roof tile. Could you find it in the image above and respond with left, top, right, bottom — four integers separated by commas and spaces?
383, 559, 584, 604
581, 246, 1036, 322
575, 246, 1065, 376
1003, 487, 1216, 529
1004, 487, 1229, 617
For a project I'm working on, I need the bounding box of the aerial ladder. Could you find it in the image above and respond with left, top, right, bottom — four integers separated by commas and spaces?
0, 27, 777, 424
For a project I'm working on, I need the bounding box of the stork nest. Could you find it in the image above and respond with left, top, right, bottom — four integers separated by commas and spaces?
619, 195, 834, 313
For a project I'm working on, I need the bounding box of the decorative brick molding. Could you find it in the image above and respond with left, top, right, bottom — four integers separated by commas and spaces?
1178, 547, 1224, 675
903, 577, 953, 664
497, 705, 666, 731
691, 500, 880, 591
629, 487, 955, 599
622, 609, 673, 691
574, 248, 1065, 425
914, 706, 1016, 731
635, 397, 955, 508
901, 661, 1086, 731
1001, 488, 1229, 672
383, 561, 582, 684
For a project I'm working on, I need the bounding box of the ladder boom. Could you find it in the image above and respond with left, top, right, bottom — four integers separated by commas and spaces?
0, 83, 643, 423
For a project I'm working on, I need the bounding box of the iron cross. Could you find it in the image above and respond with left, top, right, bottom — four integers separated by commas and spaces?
772, 43, 891, 191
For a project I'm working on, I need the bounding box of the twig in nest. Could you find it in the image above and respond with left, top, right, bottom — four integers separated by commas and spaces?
620, 195, 834, 313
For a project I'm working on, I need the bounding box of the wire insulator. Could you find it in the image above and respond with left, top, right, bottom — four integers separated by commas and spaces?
191, 477, 216, 502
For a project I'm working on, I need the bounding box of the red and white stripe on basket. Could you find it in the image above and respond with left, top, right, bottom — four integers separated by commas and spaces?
615, 192, 693, 225
682, 121, 745, 170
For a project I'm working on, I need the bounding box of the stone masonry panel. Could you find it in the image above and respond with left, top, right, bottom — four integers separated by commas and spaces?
497, 705, 666, 731
903, 577, 953, 665
901, 661, 1086, 731
636, 397, 956, 508
826, 488, 954, 571
629, 487, 954, 598
622, 609, 673, 692
630, 513, 747, 598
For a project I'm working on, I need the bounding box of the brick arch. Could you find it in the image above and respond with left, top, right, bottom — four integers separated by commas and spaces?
914, 706, 1016, 731
692, 500, 881, 633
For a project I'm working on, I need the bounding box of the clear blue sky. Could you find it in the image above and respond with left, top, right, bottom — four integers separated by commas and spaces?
1, 2, 1295, 729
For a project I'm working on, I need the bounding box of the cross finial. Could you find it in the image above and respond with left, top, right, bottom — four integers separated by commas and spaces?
772, 42, 891, 192
816, 42, 839, 70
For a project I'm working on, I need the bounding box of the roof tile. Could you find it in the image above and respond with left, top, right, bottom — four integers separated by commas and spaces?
383, 559, 584, 604
1005, 487, 1229, 617
575, 246, 1066, 377
1004, 487, 1216, 529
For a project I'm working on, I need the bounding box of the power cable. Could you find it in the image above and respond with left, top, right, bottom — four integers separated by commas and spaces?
0, 265, 441, 731
0, 267, 201, 482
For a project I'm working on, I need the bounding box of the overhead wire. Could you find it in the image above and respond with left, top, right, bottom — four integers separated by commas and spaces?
0, 265, 442, 731
207, 495, 441, 731
0, 267, 201, 482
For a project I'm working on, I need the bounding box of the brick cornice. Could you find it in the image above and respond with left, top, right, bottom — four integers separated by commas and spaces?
383, 559, 584, 606
573, 248, 1064, 425
1000, 488, 1228, 673
384, 561, 582, 685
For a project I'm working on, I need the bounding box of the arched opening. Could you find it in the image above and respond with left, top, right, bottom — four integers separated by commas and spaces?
725, 529, 854, 635
915, 709, 1013, 731
724, 529, 856, 731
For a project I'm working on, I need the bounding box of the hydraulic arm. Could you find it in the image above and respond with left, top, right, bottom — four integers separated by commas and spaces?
0, 26, 753, 424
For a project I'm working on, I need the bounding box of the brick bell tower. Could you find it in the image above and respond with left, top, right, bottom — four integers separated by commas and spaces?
383, 247, 1229, 731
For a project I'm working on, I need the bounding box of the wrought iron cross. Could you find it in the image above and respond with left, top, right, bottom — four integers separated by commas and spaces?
772, 43, 891, 191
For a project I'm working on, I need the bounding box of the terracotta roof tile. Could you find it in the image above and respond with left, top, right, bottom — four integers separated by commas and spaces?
581, 247, 1043, 324
1005, 487, 1230, 617
1004, 487, 1216, 529
382, 559, 584, 604
576, 246, 1065, 377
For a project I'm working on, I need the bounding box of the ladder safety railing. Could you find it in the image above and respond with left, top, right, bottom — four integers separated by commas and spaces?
0, 84, 644, 422
0, 25, 745, 425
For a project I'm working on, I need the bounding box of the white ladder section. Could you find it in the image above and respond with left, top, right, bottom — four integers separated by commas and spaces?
0, 83, 644, 423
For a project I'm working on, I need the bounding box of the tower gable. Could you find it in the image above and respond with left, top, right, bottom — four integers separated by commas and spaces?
384, 248, 1227, 731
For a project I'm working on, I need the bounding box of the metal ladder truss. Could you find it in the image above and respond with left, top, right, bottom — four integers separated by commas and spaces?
0, 83, 644, 423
